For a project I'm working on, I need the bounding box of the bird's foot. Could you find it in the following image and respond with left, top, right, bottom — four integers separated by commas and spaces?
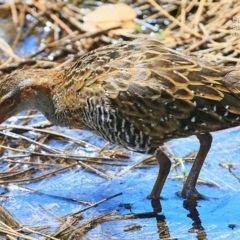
178, 188, 206, 200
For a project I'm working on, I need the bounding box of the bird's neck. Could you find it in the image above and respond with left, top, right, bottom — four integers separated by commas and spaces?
17, 68, 66, 124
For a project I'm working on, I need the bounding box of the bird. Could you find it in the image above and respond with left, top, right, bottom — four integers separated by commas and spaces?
0, 37, 240, 201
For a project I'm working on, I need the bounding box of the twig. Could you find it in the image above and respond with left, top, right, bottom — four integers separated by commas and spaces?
71, 193, 122, 216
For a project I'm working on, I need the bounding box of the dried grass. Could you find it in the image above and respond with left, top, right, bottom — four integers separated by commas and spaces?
0, 0, 238, 239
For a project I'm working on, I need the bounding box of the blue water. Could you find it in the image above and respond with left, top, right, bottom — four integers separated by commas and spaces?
0, 15, 240, 239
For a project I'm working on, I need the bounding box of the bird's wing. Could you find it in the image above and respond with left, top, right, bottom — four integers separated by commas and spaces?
63, 38, 240, 141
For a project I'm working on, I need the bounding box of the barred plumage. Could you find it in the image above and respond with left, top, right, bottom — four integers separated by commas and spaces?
0, 38, 240, 203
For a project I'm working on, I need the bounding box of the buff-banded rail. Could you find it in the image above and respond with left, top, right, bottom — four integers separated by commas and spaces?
0, 38, 239, 204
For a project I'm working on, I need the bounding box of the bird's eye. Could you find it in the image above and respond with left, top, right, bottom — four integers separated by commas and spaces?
2, 98, 14, 106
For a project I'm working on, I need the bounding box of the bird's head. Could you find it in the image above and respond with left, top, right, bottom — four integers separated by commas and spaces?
0, 70, 33, 123
0, 69, 61, 124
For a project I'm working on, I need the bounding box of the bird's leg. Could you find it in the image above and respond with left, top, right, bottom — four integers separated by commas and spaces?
181, 132, 212, 199
148, 148, 171, 199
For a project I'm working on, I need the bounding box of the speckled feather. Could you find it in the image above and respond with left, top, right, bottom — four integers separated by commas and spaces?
2, 38, 240, 200
1, 38, 240, 154
52, 38, 240, 153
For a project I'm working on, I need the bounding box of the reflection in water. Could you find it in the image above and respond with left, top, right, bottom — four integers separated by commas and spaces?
183, 199, 207, 239
156, 214, 171, 239
151, 199, 170, 238
133, 209, 171, 239
149, 198, 208, 239
150, 199, 171, 239
151, 198, 162, 213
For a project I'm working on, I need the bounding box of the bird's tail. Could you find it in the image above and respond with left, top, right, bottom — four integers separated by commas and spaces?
222, 68, 240, 96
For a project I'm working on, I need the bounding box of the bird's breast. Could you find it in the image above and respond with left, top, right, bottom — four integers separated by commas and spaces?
81, 97, 158, 153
